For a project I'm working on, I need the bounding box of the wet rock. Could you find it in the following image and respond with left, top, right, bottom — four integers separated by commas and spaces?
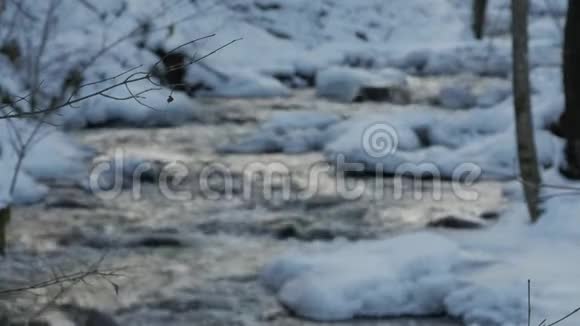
44, 190, 102, 210
302, 195, 348, 210
268, 219, 332, 240
255, 1, 282, 11
59, 227, 191, 249
198, 212, 372, 241
355, 85, 411, 103
427, 215, 486, 229
127, 235, 186, 248
263, 215, 373, 241
479, 210, 500, 220
0, 315, 50, 326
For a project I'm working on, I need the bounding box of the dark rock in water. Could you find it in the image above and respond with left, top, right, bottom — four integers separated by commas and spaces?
127, 235, 185, 248
265, 218, 371, 241
45, 190, 102, 210
479, 210, 500, 220
270, 220, 335, 241
302, 194, 349, 210
197, 209, 372, 241
0, 318, 50, 326
59, 304, 120, 326
255, 1, 282, 11
316, 66, 410, 103
59, 226, 189, 249
355, 31, 368, 41
264, 27, 291, 40
427, 215, 486, 229
355, 85, 411, 104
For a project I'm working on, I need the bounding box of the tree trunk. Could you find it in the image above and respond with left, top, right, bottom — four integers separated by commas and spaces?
0, 206, 10, 255
511, 0, 542, 222
558, 0, 580, 179
472, 0, 488, 39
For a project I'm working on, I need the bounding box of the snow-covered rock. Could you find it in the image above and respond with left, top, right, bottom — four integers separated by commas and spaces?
316, 67, 410, 103
261, 232, 468, 321
201, 71, 291, 99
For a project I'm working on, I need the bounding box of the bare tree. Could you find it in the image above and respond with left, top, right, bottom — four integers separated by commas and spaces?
472, 0, 488, 39
511, 0, 542, 222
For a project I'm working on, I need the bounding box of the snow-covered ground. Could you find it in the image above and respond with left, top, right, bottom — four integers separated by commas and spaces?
261, 169, 580, 325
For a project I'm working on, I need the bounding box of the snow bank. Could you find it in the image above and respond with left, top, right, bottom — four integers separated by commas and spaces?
327, 127, 559, 180
262, 170, 580, 325
58, 86, 200, 129
221, 66, 564, 181
0, 120, 94, 205
0, 0, 567, 128
262, 232, 465, 321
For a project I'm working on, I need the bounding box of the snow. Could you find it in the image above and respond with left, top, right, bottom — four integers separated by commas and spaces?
262, 170, 580, 325
58, 85, 200, 128
0, 120, 94, 205
253, 62, 575, 325
262, 232, 465, 321
222, 64, 564, 180
204, 71, 291, 98
316, 66, 409, 103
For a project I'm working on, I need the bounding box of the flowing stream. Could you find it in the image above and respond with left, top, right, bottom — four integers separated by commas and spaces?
7, 90, 505, 325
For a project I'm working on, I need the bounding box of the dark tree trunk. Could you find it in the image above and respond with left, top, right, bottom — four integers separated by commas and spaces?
0, 206, 10, 255
472, 0, 488, 39
558, 0, 580, 179
512, 0, 542, 222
